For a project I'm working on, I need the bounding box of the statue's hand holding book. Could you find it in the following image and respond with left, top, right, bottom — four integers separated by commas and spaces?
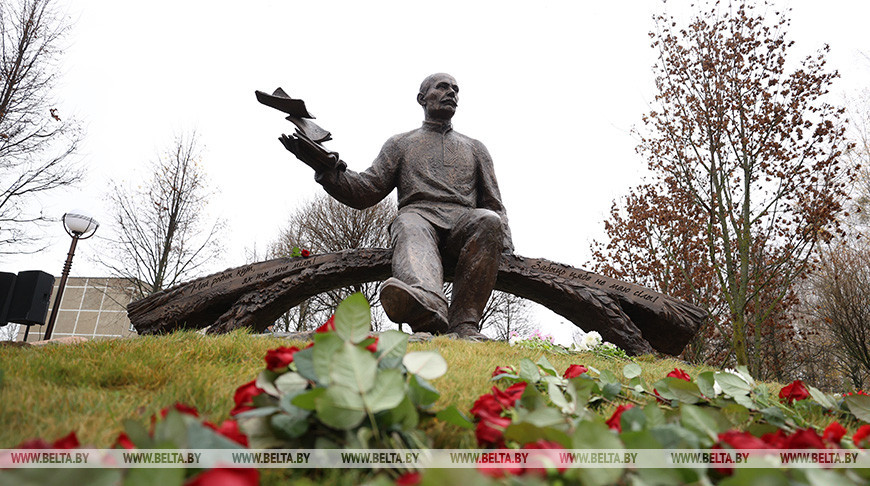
256, 87, 346, 173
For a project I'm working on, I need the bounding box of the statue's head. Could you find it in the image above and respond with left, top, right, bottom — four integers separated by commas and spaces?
417, 73, 458, 121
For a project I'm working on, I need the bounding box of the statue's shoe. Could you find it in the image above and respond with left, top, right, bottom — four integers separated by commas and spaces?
448, 323, 491, 342
380, 278, 448, 334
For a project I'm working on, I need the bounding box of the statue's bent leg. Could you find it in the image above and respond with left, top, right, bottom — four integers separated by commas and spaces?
444, 209, 503, 336
381, 212, 449, 333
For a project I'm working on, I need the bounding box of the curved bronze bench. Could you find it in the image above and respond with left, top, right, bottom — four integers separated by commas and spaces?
127, 250, 705, 356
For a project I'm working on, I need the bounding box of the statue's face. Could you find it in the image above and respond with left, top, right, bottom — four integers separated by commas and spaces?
419, 74, 459, 121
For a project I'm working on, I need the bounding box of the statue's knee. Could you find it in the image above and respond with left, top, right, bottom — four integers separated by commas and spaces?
473, 209, 503, 237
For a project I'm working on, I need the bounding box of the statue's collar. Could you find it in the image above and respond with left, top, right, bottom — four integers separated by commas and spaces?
422, 120, 453, 134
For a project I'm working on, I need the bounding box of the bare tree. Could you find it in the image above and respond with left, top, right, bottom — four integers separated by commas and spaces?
808, 242, 870, 389
478, 290, 533, 341
269, 194, 397, 332
0, 0, 82, 254
592, 1, 853, 376
99, 133, 223, 298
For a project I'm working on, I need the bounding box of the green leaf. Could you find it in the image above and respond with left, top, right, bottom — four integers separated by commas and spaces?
403, 351, 447, 380
547, 381, 572, 413
366, 368, 405, 413
124, 468, 185, 486
123, 418, 154, 448
536, 355, 558, 376
234, 406, 280, 419
436, 405, 474, 430
316, 385, 367, 430
643, 403, 666, 428
237, 415, 285, 449
256, 369, 280, 397
679, 404, 719, 445
408, 374, 441, 408
650, 423, 701, 449
601, 382, 622, 401
376, 330, 409, 365
290, 387, 326, 411
572, 377, 595, 408
334, 292, 371, 343
803, 468, 858, 486
572, 421, 624, 486
311, 333, 345, 386
845, 395, 870, 423
715, 372, 752, 397
522, 406, 569, 429
652, 379, 676, 401
667, 378, 703, 404
721, 403, 751, 428
329, 341, 378, 394
519, 358, 541, 383
271, 412, 310, 439
187, 420, 246, 449
274, 372, 309, 396
153, 409, 188, 448
599, 369, 621, 385
808, 385, 836, 410
291, 346, 317, 383
0, 470, 122, 486
696, 371, 717, 398
380, 395, 419, 430
620, 406, 646, 432
505, 421, 571, 446
623, 362, 642, 379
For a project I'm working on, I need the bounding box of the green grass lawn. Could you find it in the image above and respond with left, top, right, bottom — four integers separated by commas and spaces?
0, 331, 703, 449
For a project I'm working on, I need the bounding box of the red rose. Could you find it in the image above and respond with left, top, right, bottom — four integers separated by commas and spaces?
477, 452, 524, 478
493, 382, 527, 409
523, 439, 567, 476
16, 438, 51, 448
264, 346, 300, 371
779, 380, 810, 404
161, 403, 200, 418
823, 422, 847, 445
316, 315, 336, 333
761, 430, 788, 448
853, 425, 870, 448
365, 336, 379, 353
301, 249, 310, 257
471, 393, 503, 418
51, 431, 80, 449
204, 420, 249, 447
784, 428, 825, 449
563, 364, 588, 379
475, 411, 511, 447
114, 432, 136, 450
718, 430, 769, 449
231, 380, 266, 416
184, 468, 259, 486
605, 404, 634, 432
18, 431, 81, 449
395, 471, 422, 485
667, 368, 691, 381
492, 365, 516, 377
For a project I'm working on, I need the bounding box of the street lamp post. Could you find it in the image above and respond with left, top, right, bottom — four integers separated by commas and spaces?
43, 211, 99, 341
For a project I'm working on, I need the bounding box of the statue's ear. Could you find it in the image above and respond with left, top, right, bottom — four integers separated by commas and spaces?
416, 92, 426, 106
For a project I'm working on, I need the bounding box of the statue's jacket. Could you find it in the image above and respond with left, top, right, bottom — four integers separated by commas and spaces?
315, 120, 514, 252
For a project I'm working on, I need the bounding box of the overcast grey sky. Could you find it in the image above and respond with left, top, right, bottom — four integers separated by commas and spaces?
5, 0, 868, 340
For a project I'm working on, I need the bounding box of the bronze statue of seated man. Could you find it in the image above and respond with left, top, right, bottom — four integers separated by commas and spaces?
282, 73, 513, 338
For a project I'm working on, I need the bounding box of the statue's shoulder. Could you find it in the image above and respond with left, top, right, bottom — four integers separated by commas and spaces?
451, 130, 489, 153
384, 127, 423, 147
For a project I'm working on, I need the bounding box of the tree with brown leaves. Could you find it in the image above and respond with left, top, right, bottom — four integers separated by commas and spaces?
592, 1, 853, 375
